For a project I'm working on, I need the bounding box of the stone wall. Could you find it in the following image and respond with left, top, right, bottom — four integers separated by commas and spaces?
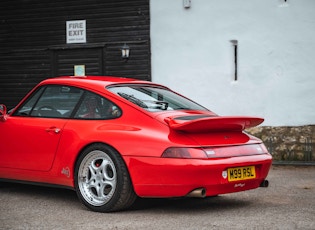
246, 125, 315, 162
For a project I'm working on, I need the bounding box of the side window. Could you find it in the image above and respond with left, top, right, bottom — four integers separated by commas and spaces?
14, 85, 121, 120
74, 91, 121, 119
14, 85, 84, 118
13, 87, 45, 116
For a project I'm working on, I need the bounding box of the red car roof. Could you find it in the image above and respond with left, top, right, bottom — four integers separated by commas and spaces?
42, 76, 149, 85
39, 76, 166, 91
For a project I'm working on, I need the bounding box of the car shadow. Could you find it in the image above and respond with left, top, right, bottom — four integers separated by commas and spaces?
0, 182, 78, 203
130, 195, 251, 213
0, 182, 252, 213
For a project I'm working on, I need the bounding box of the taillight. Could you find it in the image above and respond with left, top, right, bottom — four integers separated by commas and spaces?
204, 144, 268, 158
161, 144, 268, 159
161, 147, 208, 159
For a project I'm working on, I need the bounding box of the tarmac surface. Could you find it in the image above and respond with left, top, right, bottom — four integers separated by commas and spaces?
0, 165, 315, 230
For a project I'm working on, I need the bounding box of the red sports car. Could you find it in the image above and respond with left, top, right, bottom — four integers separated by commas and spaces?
0, 76, 272, 212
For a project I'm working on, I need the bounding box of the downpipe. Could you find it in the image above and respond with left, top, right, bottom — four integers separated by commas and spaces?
259, 180, 269, 187
186, 188, 206, 198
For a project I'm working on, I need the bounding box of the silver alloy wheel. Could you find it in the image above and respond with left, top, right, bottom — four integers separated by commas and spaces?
77, 150, 117, 206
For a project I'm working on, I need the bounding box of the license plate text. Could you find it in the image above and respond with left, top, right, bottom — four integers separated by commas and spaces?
228, 166, 256, 182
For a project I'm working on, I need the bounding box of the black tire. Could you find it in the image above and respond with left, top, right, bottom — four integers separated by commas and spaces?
74, 143, 137, 212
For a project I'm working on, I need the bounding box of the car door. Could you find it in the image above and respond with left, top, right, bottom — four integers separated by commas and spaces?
0, 117, 67, 171
0, 85, 84, 171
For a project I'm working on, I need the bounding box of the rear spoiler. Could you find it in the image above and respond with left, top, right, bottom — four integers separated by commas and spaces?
164, 115, 264, 132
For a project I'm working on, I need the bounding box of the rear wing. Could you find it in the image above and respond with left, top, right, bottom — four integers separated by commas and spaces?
165, 115, 264, 133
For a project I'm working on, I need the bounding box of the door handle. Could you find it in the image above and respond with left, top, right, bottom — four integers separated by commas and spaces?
45, 127, 61, 134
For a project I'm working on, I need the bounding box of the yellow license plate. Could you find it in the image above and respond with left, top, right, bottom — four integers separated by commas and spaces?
228, 166, 256, 182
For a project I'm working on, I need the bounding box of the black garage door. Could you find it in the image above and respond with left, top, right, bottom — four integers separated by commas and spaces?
53, 48, 104, 77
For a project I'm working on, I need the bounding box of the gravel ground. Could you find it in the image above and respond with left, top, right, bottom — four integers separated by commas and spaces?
0, 165, 314, 230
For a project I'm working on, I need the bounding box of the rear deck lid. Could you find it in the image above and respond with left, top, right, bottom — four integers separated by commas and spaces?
164, 114, 264, 147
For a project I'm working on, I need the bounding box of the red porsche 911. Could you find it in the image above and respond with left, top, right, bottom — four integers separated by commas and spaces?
0, 76, 272, 212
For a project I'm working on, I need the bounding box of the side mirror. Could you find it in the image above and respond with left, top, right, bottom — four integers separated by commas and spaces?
0, 104, 7, 121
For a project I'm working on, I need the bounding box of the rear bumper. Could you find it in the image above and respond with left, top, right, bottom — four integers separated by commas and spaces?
124, 154, 272, 197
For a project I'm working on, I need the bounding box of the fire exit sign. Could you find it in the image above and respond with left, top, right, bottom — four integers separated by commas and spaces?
66, 20, 86, 44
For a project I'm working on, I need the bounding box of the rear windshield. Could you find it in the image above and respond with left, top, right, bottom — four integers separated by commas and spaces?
107, 84, 208, 112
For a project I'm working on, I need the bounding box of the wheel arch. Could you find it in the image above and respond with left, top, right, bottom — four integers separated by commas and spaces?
72, 141, 135, 189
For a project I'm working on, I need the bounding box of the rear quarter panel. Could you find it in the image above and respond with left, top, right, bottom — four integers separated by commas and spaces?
51, 105, 198, 187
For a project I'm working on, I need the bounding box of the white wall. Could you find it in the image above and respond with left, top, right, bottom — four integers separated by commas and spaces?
150, 0, 315, 126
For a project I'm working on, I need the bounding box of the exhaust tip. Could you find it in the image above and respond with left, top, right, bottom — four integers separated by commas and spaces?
260, 180, 269, 188
186, 188, 206, 198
